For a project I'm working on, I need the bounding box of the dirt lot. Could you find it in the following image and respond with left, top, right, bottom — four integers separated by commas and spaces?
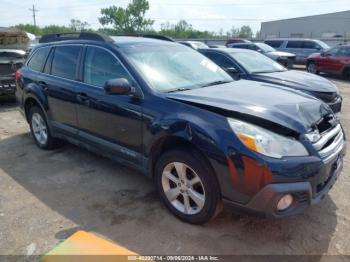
0, 76, 350, 257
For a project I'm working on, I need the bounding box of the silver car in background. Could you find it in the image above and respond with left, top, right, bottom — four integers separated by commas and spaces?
264, 39, 330, 64
228, 42, 296, 68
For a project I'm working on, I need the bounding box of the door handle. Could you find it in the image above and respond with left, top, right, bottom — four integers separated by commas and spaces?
76, 93, 90, 106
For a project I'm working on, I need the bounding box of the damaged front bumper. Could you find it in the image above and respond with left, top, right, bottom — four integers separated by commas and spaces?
223, 144, 345, 218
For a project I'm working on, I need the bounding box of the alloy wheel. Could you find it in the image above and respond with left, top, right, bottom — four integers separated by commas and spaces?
31, 113, 48, 145
161, 162, 206, 215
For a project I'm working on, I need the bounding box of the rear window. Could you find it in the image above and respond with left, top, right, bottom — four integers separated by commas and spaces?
265, 40, 283, 48
28, 47, 51, 72
286, 41, 303, 48
51, 45, 81, 80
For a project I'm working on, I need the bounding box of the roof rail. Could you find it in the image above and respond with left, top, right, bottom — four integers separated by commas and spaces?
39, 32, 113, 44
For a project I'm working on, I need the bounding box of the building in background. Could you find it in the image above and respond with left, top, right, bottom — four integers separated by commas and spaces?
260, 10, 350, 45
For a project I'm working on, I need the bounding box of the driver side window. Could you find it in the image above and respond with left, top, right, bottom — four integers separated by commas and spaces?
83, 47, 132, 87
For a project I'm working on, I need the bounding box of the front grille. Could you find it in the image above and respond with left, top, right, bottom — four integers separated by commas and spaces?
312, 124, 344, 163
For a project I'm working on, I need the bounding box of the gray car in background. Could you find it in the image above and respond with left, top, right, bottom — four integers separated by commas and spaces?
264, 39, 330, 64
228, 42, 296, 68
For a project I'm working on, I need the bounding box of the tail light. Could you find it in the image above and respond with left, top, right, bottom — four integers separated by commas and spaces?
15, 70, 21, 80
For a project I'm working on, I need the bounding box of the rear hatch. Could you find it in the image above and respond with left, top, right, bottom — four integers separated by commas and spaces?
0, 29, 34, 80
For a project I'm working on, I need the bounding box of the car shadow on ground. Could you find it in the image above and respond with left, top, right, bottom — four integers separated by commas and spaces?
0, 133, 339, 255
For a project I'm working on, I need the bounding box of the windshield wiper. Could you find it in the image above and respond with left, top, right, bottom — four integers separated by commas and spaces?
166, 87, 191, 93
201, 80, 232, 88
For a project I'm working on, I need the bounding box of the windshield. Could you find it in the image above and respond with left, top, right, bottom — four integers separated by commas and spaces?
121, 44, 232, 92
191, 42, 209, 49
315, 40, 330, 50
255, 43, 276, 53
231, 51, 286, 73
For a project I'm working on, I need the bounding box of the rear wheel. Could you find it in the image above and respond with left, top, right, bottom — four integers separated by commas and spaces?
307, 62, 319, 74
155, 149, 221, 224
29, 106, 59, 150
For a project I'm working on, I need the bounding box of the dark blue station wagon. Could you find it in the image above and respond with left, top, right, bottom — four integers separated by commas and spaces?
16, 33, 346, 224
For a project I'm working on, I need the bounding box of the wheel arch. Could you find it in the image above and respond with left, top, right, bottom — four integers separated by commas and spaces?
24, 95, 47, 123
149, 135, 216, 180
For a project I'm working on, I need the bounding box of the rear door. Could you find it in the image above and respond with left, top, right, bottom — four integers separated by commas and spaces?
76, 45, 143, 164
42, 45, 82, 135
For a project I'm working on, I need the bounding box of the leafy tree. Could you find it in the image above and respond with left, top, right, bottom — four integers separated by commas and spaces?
41, 25, 71, 34
99, 0, 154, 34
238, 25, 253, 39
14, 24, 41, 35
70, 19, 90, 32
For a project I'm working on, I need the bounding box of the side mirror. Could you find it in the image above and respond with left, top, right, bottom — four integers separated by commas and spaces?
225, 67, 240, 80
104, 78, 133, 95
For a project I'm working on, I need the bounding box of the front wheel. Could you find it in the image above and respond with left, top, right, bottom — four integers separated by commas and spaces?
155, 149, 221, 224
307, 62, 319, 74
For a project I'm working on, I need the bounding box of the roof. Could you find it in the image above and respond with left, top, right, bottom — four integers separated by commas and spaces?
262, 9, 350, 24
200, 47, 256, 54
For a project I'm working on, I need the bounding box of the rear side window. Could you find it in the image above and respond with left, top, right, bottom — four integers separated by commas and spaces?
286, 41, 303, 48
51, 46, 81, 80
28, 47, 51, 72
83, 47, 132, 87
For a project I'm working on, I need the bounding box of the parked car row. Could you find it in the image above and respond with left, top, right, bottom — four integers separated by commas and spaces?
15, 32, 345, 224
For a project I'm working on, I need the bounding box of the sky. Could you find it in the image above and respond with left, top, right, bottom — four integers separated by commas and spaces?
1, 0, 350, 33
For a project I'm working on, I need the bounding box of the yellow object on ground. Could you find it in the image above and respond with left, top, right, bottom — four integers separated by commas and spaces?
41, 230, 137, 262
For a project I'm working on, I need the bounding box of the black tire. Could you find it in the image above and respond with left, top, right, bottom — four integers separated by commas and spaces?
155, 149, 222, 224
28, 106, 59, 150
307, 62, 319, 74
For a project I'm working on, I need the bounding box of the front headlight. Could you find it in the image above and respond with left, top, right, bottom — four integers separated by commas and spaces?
228, 118, 308, 159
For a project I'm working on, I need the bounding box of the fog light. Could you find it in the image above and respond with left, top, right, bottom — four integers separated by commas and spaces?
277, 194, 294, 211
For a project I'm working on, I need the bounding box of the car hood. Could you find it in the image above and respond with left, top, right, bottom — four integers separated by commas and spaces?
166, 80, 333, 134
268, 51, 296, 58
252, 70, 339, 94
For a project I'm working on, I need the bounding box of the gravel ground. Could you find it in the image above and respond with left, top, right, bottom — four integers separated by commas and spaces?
0, 76, 349, 257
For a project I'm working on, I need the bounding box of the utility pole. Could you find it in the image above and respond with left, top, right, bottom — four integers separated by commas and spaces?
29, 5, 38, 27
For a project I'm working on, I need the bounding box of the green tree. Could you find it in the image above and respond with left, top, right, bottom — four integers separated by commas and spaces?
99, 0, 154, 34
238, 25, 253, 39
14, 24, 41, 35
41, 25, 71, 34
70, 19, 90, 32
